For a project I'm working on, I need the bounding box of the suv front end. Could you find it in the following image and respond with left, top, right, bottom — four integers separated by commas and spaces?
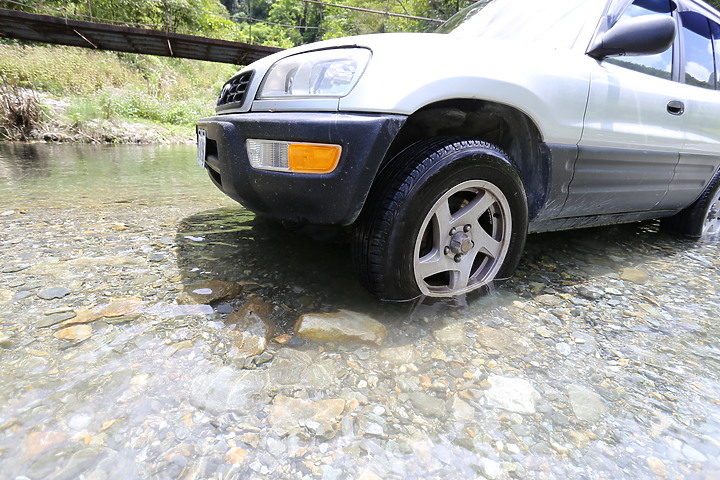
196, 46, 405, 225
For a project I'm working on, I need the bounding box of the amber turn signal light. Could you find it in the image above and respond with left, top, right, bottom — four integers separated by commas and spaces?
288, 143, 341, 174
246, 139, 341, 174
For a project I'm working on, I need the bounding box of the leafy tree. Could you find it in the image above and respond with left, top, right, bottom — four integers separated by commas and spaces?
319, 0, 443, 40
236, 21, 295, 47
0, 0, 242, 39
267, 0, 325, 43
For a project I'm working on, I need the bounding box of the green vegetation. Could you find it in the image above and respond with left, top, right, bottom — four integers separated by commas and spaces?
0, 42, 237, 142
0, 0, 464, 47
223, 0, 460, 47
0, 0, 242, 39
0, 0, 464, 142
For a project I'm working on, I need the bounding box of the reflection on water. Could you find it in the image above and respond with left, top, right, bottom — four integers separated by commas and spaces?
0, 143, 718, 479
176, 208, 377, 318
0, 142, 211, 206
0, 143, 52, 178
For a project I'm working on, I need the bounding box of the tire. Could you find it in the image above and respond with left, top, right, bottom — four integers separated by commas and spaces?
661, 168, 720, 239
352, 138, 528, 301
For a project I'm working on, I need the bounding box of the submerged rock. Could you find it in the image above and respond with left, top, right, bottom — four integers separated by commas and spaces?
432, 323, 466, 346
176, 280, 243, 305
226, 297, 276, 356
476, 325, 519, 351
536, 294, 563, 307
646, 457, 667, 477
0, 289, 13, 305
63, 298, 142, 326
23, 431, 67, 459
409, 391, 447, 418
37, 287, 71, 300
479, 459, 502, 480
449, 396, 475, 422
567, 385, 607, 422
620, 268, 650, 284
269, 395, 346, 439
53, 325, 92, 342
378, 345, 421, 365
190, 367, 268, 414
36, 311, 76, 328
294, 310, 387, 345
225, 447, 249, 465
484, 376, 540, 414
229, 296, 273, 324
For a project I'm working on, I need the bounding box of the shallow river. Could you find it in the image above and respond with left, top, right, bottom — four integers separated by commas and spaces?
0, 143, 718, 479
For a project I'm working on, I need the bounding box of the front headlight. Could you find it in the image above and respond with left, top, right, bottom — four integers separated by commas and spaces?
257, 48, 371, 99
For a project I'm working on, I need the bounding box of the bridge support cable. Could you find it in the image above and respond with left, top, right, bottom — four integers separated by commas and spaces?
300, 0, 444, 24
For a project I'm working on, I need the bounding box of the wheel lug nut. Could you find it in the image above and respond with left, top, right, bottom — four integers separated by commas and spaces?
464, 224, 472, 232
444, 246, 451, 255
449, 227, 457, 236
454, 254, 462, 263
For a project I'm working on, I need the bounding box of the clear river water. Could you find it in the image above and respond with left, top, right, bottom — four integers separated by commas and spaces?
0, 143, 718, 479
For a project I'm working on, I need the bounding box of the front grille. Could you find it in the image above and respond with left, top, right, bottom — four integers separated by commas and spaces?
217, 71, 253, 107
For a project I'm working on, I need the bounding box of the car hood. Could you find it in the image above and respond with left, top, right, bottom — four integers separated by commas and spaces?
228, 30, 589, 131
250, 31, 531, 71
241, 32, 543, 108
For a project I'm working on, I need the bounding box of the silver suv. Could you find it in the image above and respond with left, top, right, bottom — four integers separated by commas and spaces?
197, 0, 720, 300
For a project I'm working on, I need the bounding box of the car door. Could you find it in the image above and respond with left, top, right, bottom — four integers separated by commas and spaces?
563, 0, 684, 217
656, 4, 720, 210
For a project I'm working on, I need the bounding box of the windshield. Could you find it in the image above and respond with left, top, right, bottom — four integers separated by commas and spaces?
437, 0, 601, 48
436, 0, 494, 33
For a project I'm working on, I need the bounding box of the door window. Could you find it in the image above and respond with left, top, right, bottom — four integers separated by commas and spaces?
606, 0, 675, 80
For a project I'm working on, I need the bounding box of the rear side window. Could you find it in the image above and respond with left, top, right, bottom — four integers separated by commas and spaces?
714, 22, 720, 88
680, 10, 716, 89
606, 0, 675, 80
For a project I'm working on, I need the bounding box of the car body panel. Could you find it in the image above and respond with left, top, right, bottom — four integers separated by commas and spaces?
198, 0, 720, 230
337, 34, 592, 147
566, 61, 685, 216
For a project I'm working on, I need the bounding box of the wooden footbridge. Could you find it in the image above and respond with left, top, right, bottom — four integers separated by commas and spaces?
0, 7, 282, 64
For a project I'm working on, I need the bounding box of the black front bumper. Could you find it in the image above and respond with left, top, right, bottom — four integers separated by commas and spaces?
196, 112, 405, 226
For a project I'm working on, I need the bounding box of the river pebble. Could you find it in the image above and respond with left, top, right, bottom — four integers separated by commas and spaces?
37, 286, 71, 300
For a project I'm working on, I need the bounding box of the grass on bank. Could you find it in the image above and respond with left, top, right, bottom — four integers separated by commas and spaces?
0, 42, 238, 143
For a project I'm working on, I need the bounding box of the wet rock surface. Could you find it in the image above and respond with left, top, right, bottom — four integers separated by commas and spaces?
295, 310, 388, 345
1, 143, 719, 479
177, 280, 244, 305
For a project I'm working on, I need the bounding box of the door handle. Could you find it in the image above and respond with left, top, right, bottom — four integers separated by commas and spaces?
667, 100, 685, 115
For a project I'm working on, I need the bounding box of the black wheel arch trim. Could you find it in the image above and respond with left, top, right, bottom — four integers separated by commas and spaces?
380, 100, 555, 221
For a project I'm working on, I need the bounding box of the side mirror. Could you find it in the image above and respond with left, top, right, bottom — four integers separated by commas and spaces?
587, 14, 676, 60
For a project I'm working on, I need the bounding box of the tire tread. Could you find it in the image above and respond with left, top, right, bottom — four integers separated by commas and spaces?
661, 168, 720, 239
352, 137, 516, 299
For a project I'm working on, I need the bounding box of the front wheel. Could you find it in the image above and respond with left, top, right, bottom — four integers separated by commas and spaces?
352, 139, 528, 301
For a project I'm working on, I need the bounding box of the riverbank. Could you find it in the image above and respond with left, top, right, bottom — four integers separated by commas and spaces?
0, 43, 237, 144
2, 88, 194, 144
1, 89, 190, 143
